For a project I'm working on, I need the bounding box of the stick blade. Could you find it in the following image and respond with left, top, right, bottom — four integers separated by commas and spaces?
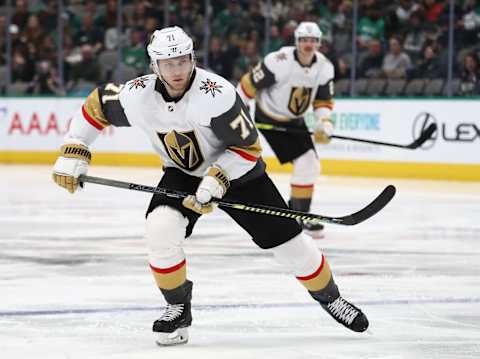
336, 185, 396, 225
408, 123, 437, 149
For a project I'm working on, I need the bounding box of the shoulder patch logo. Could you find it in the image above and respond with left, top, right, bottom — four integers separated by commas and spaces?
128, 76, 150, 90
275, 52, 287, 61
200, 78, 223, 97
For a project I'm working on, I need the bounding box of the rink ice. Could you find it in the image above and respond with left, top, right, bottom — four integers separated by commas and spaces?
1, 165, 479, 359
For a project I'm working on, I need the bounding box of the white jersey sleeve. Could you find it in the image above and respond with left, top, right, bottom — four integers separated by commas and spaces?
312, 54, 335, 118
63, 82, 130, 146
238, 50, 279, 100
209, 89, 262, 180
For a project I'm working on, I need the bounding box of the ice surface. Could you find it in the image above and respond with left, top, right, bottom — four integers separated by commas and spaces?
1, 165, 479, 359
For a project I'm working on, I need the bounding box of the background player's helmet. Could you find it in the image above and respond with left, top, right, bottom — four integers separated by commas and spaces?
147, 26, 195, 78
294, 22, 322, 46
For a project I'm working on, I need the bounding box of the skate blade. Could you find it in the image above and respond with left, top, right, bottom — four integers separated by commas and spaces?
155, 328, 189, 346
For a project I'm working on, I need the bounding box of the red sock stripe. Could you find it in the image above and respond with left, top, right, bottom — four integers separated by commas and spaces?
296, 255, 325, 281
150, 259, 186, 274
82, 105, 104, 130
229, 148, 258, 162
291, 184, 314, 189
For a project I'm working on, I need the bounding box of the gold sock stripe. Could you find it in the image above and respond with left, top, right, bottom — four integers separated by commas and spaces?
60, 144, 92, 163
151, 263, 187, 290
298, 259, 333, 291
291, 185, 314, 199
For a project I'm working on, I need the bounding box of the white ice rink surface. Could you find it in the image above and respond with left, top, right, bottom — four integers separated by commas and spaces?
1, 165, 480, 359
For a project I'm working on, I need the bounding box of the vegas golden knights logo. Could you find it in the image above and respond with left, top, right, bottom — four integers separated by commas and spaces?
157, 130, 204, 171
288, 87, 312, 116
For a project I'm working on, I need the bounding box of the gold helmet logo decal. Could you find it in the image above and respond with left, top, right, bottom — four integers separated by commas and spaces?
288, 87, 312, 116
158, 130, 204, 171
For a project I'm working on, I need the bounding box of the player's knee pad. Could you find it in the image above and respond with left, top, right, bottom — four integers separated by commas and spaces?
146, 206, 188, 265
270, 233, 323, 277
291, 149, 320, 185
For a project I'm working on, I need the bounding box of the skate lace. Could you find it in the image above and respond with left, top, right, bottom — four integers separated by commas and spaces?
160, 304, 184, 322
326, 297, 359, 325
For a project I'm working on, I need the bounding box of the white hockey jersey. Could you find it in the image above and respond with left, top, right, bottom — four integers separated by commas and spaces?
66, 68, 263, 180
239, 46, 335, 121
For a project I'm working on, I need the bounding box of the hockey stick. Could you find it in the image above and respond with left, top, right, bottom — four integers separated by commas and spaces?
256, 122, 437, 150
79, 175, 396, 226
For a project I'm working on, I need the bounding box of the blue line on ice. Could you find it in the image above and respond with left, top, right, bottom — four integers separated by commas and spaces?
1, 297, 479, 317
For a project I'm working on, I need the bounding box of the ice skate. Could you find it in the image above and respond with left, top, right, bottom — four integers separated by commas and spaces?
154, 280, 193, 346
153, 302, 192, 346
309, 278, 368, 332
320, 296, 369, 332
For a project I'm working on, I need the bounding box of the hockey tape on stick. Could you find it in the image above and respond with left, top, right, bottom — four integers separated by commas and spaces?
79, 175, 396, 226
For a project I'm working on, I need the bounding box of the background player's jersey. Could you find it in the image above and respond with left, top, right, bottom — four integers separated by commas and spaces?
74, 68, 263, 180
240, 46, 334, 121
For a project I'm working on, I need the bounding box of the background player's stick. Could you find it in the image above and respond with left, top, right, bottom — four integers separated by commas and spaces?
256, 122, 437, 150
79, 175, 396, 226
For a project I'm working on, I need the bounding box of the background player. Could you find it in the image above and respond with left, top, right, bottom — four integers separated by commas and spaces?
238, 22, 335, 239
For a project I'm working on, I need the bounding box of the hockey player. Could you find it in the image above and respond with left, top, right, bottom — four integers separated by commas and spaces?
238, 22, 334, 239
52, 26, 368, 346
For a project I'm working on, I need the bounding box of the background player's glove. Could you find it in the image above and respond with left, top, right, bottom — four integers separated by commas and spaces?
182, 166, 230, 214
52, 143, 91, 193
314, 118, 334, 144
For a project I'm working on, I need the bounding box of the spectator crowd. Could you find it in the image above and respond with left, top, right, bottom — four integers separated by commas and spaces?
0, 0, 479, 96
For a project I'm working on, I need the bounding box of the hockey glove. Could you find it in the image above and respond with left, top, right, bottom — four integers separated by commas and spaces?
52, 143, 91, 193
314, 118, 334, 144
182, 166, 230, 215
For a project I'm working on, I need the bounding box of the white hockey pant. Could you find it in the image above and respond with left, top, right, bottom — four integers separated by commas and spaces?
291, 149, 320, 186
270, 233, 323, 277
146, 206, 188, 269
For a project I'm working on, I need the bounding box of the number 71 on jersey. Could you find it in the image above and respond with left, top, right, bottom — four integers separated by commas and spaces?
229, 109, 255, 140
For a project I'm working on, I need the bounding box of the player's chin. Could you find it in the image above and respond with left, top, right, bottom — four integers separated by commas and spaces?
171, 79, 188, 90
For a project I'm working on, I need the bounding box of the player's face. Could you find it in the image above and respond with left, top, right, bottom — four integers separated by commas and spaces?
158, 55, 193, 91
297, 37, 320, 57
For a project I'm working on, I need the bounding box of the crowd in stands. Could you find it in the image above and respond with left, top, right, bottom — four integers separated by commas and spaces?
0, 0, 479, 96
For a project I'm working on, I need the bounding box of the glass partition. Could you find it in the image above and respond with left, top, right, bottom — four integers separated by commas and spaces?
1, 0, 479, 97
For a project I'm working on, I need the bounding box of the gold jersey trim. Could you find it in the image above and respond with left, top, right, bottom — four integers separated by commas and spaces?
240, 73, 257, 98
83, 89, 110, 128
256, 101, 293, 122
228, 138, 262, 160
